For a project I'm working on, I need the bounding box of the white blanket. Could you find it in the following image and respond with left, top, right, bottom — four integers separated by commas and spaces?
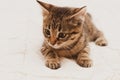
0, 0, 120, 80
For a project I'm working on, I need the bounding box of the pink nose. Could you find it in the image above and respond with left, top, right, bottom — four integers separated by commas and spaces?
50, 41, 56, 45
50, 37, 56, 45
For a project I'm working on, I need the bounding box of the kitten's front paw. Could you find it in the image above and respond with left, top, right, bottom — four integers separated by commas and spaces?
45, 59, 61, 69
95, 37, 108, 46
41, 47, 46, 53
77, 58, 92, 68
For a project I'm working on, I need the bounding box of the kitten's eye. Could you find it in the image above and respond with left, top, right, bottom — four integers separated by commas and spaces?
58, 33, 66, 38
45, 29, 50, 35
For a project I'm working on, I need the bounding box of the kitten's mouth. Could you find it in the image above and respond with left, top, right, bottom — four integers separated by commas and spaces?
48, 43, 62, 49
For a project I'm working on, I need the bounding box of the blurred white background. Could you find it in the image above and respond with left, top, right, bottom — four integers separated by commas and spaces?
0, 0, 120, 80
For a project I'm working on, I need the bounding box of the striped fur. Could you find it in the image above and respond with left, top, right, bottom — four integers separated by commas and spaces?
37, 0, 108, 69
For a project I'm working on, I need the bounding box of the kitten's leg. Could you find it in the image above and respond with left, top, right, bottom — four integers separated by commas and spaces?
41, 47, 61, 69
45, 51, 61, 69
76, 46, 92, 68
95, 31, 108, 46
85, 13, 108, 46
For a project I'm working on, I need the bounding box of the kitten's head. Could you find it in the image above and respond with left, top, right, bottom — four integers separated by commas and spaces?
37, 0, 87, 49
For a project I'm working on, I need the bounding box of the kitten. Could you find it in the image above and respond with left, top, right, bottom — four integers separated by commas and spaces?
37, 0, 108, 69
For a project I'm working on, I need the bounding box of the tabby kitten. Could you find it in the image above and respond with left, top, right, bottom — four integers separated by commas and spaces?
37, 0, 108, 69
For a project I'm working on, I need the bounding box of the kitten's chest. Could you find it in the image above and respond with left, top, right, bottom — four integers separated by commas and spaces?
54, 40, 86, 58
55, 48, 78, 58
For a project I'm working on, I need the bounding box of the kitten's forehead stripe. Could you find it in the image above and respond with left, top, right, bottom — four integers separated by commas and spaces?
58, 24, 61, 31
48, 25, 50, 29
52, 19, 57, 29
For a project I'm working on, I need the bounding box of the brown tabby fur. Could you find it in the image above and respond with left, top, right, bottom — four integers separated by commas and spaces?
37, 0, 108, 69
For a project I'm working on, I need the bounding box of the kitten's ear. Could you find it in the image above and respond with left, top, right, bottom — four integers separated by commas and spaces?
69, 6, 87, 21
36, 0, 53, 14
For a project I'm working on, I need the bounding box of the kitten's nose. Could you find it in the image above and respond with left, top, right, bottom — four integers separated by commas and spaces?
50, 40, 56, 45
50, 37, 56, 45
50, 41, 56, 45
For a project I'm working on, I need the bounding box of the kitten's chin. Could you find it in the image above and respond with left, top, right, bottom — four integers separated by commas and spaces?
48, 43, 62, 49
